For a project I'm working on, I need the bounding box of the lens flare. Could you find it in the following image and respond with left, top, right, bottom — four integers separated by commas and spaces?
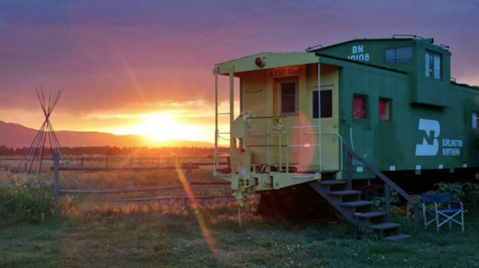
174, 160, 218, 256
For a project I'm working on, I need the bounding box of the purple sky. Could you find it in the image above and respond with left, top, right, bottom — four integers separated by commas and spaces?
1, 0, 478, 141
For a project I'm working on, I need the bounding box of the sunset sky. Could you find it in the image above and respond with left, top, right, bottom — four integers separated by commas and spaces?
1, 0, 478, 145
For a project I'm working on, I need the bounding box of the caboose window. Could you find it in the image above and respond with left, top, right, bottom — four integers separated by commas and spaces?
425, 50, 441, 80
379, 98, 391, 121
312, 90, 332, 119
280, 81, 297, 115
473, 112, 479, 129
353, 94, 367, 119
384, 47, 412, 64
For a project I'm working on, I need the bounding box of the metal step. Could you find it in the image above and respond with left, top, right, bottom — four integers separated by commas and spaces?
355, 211, 385, 219
319, 180, 347, 186
341, 200, 373, 208
371, 222, 401, 231
329, 190, 362, 196
292, 174, 314, 180
384, 234, 410, 242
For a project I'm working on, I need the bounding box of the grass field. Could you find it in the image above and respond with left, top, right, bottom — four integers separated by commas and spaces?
1, 170, 479, 267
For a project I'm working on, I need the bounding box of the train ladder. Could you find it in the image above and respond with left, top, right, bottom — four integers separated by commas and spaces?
214, 66, 235, 174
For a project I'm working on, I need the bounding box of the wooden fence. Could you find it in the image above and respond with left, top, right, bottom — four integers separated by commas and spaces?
52, 155, 231, 206
2, 155, 227, 174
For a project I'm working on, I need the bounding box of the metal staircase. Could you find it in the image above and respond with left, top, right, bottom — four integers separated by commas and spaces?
306, 144, 420, 241
309, 178, 407, 241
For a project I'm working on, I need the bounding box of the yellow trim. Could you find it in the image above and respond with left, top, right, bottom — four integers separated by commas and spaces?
215, 52, 319, 75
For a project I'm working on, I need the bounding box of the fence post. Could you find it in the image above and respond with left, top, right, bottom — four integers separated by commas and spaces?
53, 153, 60, 202
106, 156, 109, 167
186, 162, 193, 186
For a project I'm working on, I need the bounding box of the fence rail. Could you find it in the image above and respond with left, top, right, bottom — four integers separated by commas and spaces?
51, 165, 199, 171
60, 185, 184, 195
52, 155, 231, 205
1, 154, 227, 174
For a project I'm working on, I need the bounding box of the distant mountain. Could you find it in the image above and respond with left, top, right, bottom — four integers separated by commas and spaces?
0, 120, 213, 148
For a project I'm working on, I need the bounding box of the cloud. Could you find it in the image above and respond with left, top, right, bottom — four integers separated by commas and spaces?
0, 0, 478, 138
0, 0, 68, 24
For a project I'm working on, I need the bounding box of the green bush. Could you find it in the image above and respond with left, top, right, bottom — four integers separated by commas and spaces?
0, 176, 57, 226
434, 180, 479, 207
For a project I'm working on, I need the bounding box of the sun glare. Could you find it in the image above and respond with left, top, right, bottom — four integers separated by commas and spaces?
114, 114, 203, 143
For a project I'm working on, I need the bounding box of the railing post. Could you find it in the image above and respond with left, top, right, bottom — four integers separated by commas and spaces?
414, 203, 419, 232
53, 153, 60, 202
81, 155, 84, 167
385, 185, 391, 222
106, 156, 109, 167
346, 150, 353, 190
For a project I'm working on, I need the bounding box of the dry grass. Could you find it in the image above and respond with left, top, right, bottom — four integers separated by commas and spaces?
3, 169, 479, 267
5, 199, 479, 268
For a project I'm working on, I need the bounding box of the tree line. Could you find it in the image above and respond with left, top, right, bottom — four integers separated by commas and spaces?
0, 145, 222, 157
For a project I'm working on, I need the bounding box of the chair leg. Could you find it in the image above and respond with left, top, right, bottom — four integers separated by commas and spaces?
423, 206, 427, 230
436, 211, 439, 232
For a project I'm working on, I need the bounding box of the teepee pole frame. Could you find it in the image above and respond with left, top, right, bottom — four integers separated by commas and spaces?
18, 87, 64, 174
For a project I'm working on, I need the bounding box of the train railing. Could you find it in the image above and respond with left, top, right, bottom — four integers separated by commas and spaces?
343, 144, 420, 231
290, 126, 343, 173
232, 116, 343, 173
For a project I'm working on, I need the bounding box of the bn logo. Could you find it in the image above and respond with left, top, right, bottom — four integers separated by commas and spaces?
415, 119, 440, 156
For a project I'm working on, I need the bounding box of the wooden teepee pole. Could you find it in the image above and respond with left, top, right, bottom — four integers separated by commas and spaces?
17, 87, 64, 174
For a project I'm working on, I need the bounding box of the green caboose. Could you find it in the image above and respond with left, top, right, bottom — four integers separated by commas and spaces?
213, 36, 479, 222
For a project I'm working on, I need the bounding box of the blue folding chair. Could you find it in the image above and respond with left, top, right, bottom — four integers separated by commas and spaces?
422, 192, 464, 232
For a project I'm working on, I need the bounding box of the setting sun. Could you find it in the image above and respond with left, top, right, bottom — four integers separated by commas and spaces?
113, 114, 204, 143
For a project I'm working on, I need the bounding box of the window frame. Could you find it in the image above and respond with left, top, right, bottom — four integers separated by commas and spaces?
312, 89, 333, 119
472, 112, 479, 129
384, 46, 413, 64
278, 78, 298, 116
353, 94, 368, 120
379, 98, 392, 122
425, 50, 442, 80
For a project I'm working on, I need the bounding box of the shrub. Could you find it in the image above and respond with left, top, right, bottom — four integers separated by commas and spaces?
434, 180, 479, 207
0, 176, 57, 226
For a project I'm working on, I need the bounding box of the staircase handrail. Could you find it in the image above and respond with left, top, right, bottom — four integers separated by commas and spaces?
342, 143, 419, 230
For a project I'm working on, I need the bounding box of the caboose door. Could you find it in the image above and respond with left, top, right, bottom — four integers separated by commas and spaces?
272, 64, 340, 173
309, 85, 340, 173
